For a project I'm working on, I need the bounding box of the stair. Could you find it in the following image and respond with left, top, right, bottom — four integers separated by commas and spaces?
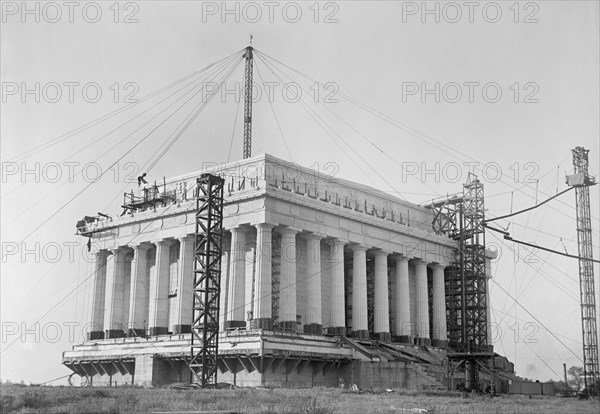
413, 364, 448, 391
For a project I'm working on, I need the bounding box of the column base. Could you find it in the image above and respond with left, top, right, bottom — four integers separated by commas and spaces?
352, 330, 370, 340
172, 324, 191, 334
279, 320, 299, 333
326, 326, 346, 336
432, 339, 449, 348
149, 326, 169, 336
249, 318, 273, 330
374, 332, 392, 342
127, 328, 146, 338
87, 331, 105, 340
224, 320, 246, 330
105, 329, 125, 339
393, 335, 411, 344
414, 337, 431, 346
303, 323, 323, 335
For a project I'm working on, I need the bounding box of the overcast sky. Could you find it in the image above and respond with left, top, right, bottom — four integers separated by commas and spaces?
1, 1, 599, 385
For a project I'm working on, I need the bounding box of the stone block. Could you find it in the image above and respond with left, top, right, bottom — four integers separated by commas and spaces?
352, 330, 369, 340
303, 323, 323, 335
105, 329, 125, 339
149, 326, 168, 336
172, 324, 191, 334
87, 331, 104, 340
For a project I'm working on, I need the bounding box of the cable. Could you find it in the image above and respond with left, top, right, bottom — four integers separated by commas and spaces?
256, 53, 410, 201
143, 56, 244, 173
227, 72, 244, 163
2, 52, 240, 200
1, 57, 243, 258
488, 232, 578, 302
254, 59, 294, 162
95, 54, 242, 216
504, 235, 600, 264
35, 374, 72, 386
4, 49, 244, 163
490, 279, 583, 364
0, 55, 244, 313
1, 54, 240, 231
255, 50, 443, 200
485, 187, 574, 224
256, 50, 599, 226
1, 179, 205, 354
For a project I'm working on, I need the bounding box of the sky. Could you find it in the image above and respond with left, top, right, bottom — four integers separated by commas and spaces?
1, 0, 599, 385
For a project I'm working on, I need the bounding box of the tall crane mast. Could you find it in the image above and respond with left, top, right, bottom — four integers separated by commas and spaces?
190, 43, 254, 387
567, 146, 599, 396
242, 45, 254, 159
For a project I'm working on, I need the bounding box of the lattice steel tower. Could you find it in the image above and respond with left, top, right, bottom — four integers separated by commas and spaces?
429, 173, 491, 391
569, 146, 599, 395
242, 46, 254, 159
189, 173, 225, 387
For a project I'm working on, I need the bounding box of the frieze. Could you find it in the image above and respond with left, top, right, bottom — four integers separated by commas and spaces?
266, 171, 418, 229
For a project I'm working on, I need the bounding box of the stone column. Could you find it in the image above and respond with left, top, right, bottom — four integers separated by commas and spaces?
486, 258, 493, 350
393, 255, 411, 342
304, 233, 323, 335
374, 250, 391, 341
328, 239, 346, 335
172, 235, 194, 334
219, 236, 231, 331
105, 247, 131, 339
225, 227, 247, 329
244, 240, 256, 327
431, 263, 447, 347
127, 243, 151, 337
279, 227, 299, 332
351, 245, 369, 339
149, 239, 173, 336
253, 223, 273, 330
414, 259, 430, 345
89, 250, 109, 340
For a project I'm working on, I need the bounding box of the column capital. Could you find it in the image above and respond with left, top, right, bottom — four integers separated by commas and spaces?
95, 249, 110, 258
129, 241, 152, 251
108, 246, 122, 255
391, 254, 410, 263
411, 258, 428, 266
301, 232, 325, 241
349, 243, 369, 253
429, 263, 446, 270
327, 238, 348, 248
152, 238, 176, 247
177, 234, 195, 243
228, 225, 248, 233
278, 226, 301, 236
255, 222, 275, 230
332, 237, 348, 244
373, 249, 391, 258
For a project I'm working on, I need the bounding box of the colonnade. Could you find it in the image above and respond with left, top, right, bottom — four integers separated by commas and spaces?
88, 223, 449, 346
88, 236, 196, 339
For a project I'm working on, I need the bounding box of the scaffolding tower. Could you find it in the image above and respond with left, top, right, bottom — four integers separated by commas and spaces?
568, 146, 599, 396
189, 173, 225, 387
429, 173, 491, 391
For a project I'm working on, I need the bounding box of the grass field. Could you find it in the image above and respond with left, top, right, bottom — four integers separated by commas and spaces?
1, 383, 599, 414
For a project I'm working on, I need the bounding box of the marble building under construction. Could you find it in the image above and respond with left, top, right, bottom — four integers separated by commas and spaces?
63, 153, 512, 389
